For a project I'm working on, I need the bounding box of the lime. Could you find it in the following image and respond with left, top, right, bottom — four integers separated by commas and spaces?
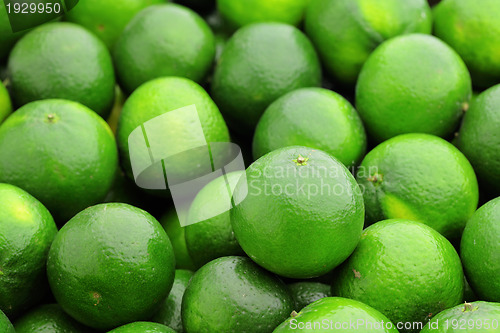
7, 22, 115, 118
217, 0, 310, 29
0, 309, 14, 333
305, 0, 432, 85
0, 99, 118, 222
211, 23, 321, 131
253, 87, 367, 167
332, 219, 464, 331
356, 133, 478, 240
0, 81, 11, 124
0, 183, 57, 317
151, 269, 193, 331
433, 0, 500, 88
13, 304, 95, 333
288, 282, 331, 310
455, 84, 500, 196
181, 256, 294, 332
107, 322, 176, 333
461, 197, 500, 302
185, 171, 245, 268
421, 301, 500, 333
160, 210, 196, 270
65, 0, 165, 49
274, 297, 399, 333
355, 34, 471, 142
231, 146, 364, 278
113, 4, 215, 94
47, 203, 176, 330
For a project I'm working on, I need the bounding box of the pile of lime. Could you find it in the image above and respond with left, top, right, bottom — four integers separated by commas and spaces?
0, 0, 499, 332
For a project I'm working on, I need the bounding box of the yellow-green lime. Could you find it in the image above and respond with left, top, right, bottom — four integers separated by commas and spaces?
0, 81, 11, 124
107, 322, 176, 333
287, 282, 331, 310
159, 210, 196, 270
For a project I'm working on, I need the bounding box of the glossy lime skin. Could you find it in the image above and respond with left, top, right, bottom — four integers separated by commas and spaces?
211, 23, 321, 131
0, 99, 118, 222
185, 171, 245, 268
288, 282, 331, 310
461, 197, 500, 302
355, 34, 471, 143
108, 322, 176, 333
253, 87, 367, 167
114, 4, 215, 94
7, 22, 115, 118
421, 301, 500, 332
456, 84, 500, 196
305, 0, 431, 85
0, 183, 57, 317
182, 256, 294, 333
0, 81, 12, 124
13, 304, 95, 333
357, 134, 478, 240
47, 203, 176, 331
332, 220, 464, 331
151, 269, 193, 332
274, 297, 398, 332
0, 309, 14, 333
160, 210, 196, 271
231, 146, 364, 278
434, 0, 500, 88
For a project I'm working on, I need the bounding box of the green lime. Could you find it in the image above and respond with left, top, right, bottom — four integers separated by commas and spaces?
274, 297, 399, 333
107, 322, 176, 333
0, 184, 57, 317
0, 309, 14, 333
113, 4, 215, 94
151, 269, 193, 332
0, 99, 118, 222
288, 282, 331, 310
211, 22, 321, 131
182, 256, 294, 333
231, 146, 364, 278
7, 22, 115, 118
355, 34, 471, 142
185, 171, 245, 268
332, 219, 464, 331
13, 304, 95, 333
0, 81, 11, 124
433, 0, 500, 88
456, 84, 500, 196
117, 77, 229, 184
461, 197, 500, 302
421, 301, 500, 333
160, 210, 196, 270
47, 203, 176, 330
217, 0, 310, 29
253, 87, 367, 167
305, 0, 432, 85
65, 0, 165, 49
356, 133, 478, 240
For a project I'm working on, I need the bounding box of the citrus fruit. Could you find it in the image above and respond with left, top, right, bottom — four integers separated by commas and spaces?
160, 210, 196, 270
217, 0, 310, 29
181, 256, 294, 333
185, 171, 245, 268
0, 309, 14, 333
288, 282, 331, 310
108, 322, 176, 333
211, 23, 321, 131
231, 146, 365, 278
355, 34, 471, 142
7, 22, 115, 118
0, 183, 57, 317
0, 81, 11, 124
305, 0, 432, 85
356, 133, 478, 240
13, 304, 95, 333
252, 87, 367, 167
421, 301, 500, 333
0, 99, 118, 222
113, 4, 215, 94
433, 0, 500, 88
65, 0, 165, 49
332, 219, 464, 331
455, 84, 500, 196
151, 269, 193, 332
117, 77, 229, 184
460, 197, 500, 302
47, 203, 176, 330
274, 297, 399, 333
